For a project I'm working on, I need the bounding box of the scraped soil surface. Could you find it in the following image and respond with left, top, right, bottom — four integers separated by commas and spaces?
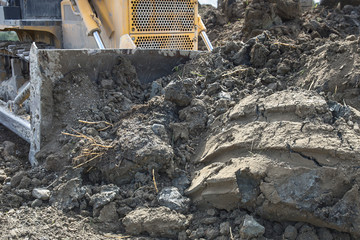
2, 1, 360, 239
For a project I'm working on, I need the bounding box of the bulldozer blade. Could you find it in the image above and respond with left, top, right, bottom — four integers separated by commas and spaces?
28, 44, 198, 166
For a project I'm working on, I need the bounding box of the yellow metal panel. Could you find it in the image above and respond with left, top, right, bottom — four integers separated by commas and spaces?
129, 0, 197, 34
128, 0, 199, 50
132, 33, 196, 50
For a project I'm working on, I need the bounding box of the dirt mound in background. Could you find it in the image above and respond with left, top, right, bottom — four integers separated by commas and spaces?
2, 2, 360, 240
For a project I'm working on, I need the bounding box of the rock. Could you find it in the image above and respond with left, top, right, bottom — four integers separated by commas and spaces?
100, 79, 114, 89
10, 171, 25, 188
164, 79, 195, 107
18, 176, 31, 189
32, 188, 51, 201
243, 3, 280, 38
276, 0, 301, 20
240, 215, 265, 239
277, 62, 291, 75
0, 169, 7, 183
250, 43, 270, 68
158, 187, 190, 213
346, 35, 357, 41
123, 206, 188, 238
150, 80, 164, 98
31, 199, 43, 208
206, 82, 221, 95
171, 174, 190, 193
117, 205, 132, 217
31, 178, 41, 187
89, 184, 120, 210
219, 222, 231, 235
98, 202, 119, 222
296, 231, 319, 240
50, 173, 86, 211
207, 208, 217, 216
15, 189, 32, 200
317, 228, 333, 240
205, 227, 220, 239
179, 99, 208, 134
284, 225, 298, 240
86, 127, 98, 137
104, 118, 174, 184
151, 124, 167, 138
170, 122, 189, 142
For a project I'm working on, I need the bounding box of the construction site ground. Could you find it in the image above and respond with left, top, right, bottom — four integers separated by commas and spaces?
1, 1, 360, 239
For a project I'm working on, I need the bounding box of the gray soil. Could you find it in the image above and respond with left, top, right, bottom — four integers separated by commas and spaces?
2, 0, 360, 239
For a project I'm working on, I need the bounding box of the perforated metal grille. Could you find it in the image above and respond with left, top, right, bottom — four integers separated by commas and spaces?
134, 34, 195, 50
130, 0, 196, 32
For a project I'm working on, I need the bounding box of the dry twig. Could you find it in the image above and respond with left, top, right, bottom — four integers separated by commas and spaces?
152, 169, 159, 193
61, 127, 114, 168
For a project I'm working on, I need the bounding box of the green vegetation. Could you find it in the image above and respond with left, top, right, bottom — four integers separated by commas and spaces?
0, 31, 19, 41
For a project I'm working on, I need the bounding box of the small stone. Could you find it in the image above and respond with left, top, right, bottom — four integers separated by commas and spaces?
10, 171, 25, 188
220, 222, 231, 235
346, 35, 356, 41
86, 127, 98, 136
101, 79, 114, 89
299, 224, 313, 234
240, 215, 265, 239
284, 225, 298, 240
273, 222, 284, 235
207, 208, 217, 216
31, 199, 43, 208
32, 188, 51, 200
205, 227, 220, 240
158, 187, 190, 213
151, 124, 166, 137
98, 202, 119, 222
171, 174, 190, 193
89, 184, 119, 209
317, 228, 333, 240
0, 169, 7, 183
150, 81, 164, 98
296, 231, 319, 240
31, 178, 41, 187
277, 62, 291, 75
164, 79, 195, 107
18, 176, 32, 189
117, 206, 132, 217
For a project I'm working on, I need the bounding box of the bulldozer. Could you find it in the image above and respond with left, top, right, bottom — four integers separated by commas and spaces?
0, 0, 212, 166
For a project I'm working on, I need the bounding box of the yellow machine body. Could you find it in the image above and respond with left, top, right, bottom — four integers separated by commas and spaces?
0, 0, 206, 50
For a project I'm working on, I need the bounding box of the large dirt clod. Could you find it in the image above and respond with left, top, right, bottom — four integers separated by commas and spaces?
187, 90, 360, 237
122, 206, 189, 238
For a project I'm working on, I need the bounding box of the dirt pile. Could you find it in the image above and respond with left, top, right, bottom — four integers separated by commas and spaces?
1, 2, 360, 240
